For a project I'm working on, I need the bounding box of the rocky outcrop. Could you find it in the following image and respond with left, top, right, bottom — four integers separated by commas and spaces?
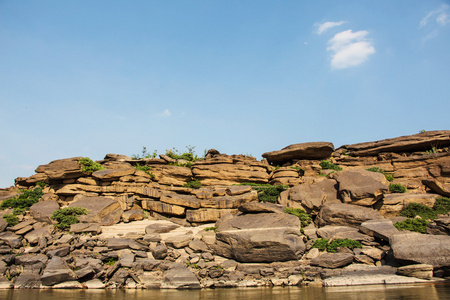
316, 203, 383, 228
262, 142, 335, 165
69, 196, 123, 226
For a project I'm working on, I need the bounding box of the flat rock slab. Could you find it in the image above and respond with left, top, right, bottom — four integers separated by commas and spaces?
162, 268, 201, 289
340, 130, 450, 157
359, 219, 399, 242
69, 196, 123, 226
262, 142, 335, 164
29, 200, 60, 223
390, 232, 450, 268
323, 274, 429, 286
316, 203, 383, 228
310, 253, 354, 269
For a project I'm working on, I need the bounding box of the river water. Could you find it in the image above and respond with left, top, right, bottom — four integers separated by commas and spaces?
2, 284, 450, 300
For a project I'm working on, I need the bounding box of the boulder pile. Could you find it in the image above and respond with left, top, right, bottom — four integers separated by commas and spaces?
0, 130, 449, 289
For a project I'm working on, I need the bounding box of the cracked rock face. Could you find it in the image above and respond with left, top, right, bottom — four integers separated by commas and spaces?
213, 213, 305, 263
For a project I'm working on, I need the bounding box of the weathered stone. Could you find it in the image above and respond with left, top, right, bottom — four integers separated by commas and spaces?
359, 219, 400, 242
84, 279, 105, 289
226, 185, 253, 196
199, 192, 258, 209
186, 208, 236, 223
340, 130, 450, 157
192, 163, 269, 186
119, 251, 135, 268
331, 169, 388, 206
0, 232, 22, 248
145, 222, 179, 234
154, 166, 193, 186
427, 217, 450, 235
214, 213, 305, 263
310, 253, 354, 269
376, 193, 439, 218
238, 202, 284, 214
46, 245, 70, 258
92, 168, 135, 181
14, 254, 48, 266
121, 209, 145, 223
152, 244, 168, 260
164, 233, 194, 249
317, 226, 374, 242
142, 200, 185, 216
397, 264, 433, 280
36, 157, 84, 180
160, 193, 201, 208
162, 268, 201, 289
41, 256, 77, 286
69, 196, 123, 226
285, 179, 339, 214
316, 203, 383, 228
360, 247, 385, 261
189, 239, 209, 253
390, 232, 450, 268
0, 217, 7, 233
423, 179, 450, 197
29, 200, 60, 223
107, 238, 148, 251
262, 142, 335, 164
69, 222, 102, 234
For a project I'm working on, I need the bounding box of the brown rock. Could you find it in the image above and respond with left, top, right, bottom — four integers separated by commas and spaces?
92, 168, 135, 181
376, 193, 439, 218
35, 157, 84, 180
69, 196, 123, 226
192, 164, 269, 186
396, 264, 433, 280
340, 130, 450, 157
238, 202, 284, 214
310, 253, 354, 269
331, 169, 389, 206
142, 200, 186, 216
423, 179, 450, 197
29, 200, 60, 223
262, 142, 335, 165
316, 203, 383, 228
186, 208, 236, 223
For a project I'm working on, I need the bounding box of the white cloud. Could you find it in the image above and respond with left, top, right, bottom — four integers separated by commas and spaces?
327, 30, 375, 69
316, 21, 346, 34
420, 4, 450, 28
160, 109, 172, 117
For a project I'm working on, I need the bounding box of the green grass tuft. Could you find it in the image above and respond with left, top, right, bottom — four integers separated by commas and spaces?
284, 207, 312, 228
394, 218, 429, 234
320, 160, 342, 171
51, 207, 89, 230
389, 183, 407, 193
78, 157, 105, 173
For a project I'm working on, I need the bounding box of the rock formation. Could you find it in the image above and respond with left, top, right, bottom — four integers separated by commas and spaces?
0, 130, 449, 289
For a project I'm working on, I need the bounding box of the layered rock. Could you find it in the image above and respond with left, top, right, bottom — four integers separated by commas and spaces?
262, 142, 335, 165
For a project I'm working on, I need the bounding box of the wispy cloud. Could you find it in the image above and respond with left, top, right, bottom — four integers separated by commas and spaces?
420, 4, 450, 28
160, 109, 172, 117
316, 21, 346, 34
327, 30, 375, 69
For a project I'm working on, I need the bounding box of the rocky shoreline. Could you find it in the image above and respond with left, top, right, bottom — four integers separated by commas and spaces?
0, 130, 450, 289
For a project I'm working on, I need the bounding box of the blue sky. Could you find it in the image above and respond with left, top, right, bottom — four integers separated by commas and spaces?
1, 1, 449, 187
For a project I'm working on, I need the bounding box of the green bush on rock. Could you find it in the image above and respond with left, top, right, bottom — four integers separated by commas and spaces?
319, 160, 342, 172
51, 207, 89, 230
394, 218, 429, 234
433, 197, 450, 215
78, 157, 105, 173
284, 207, 312, 228
366, 167, 394, 182
0, 186, 43, 210
183, 179, 202, 189
389, 183, 407, 193
2, 214, 19, 226
238, 183, 288, 203
312, 238, 362, 253
400, 202, 436, 220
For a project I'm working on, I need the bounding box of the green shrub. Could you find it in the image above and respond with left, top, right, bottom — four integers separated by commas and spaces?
284, 207, 312, 228
237, 183, 288, 203
134, 165, 155, 178
319, 160, 342, 171
51, 207, 89, 230
78, 158, 105, 173
366, 167, 394, 182
2, 214, 19, 226
394, 218, 429, 234
183, 179, 202, 189
433, 197, 450, 215
312, 238, 362, 253
165, 146, 200, 162
400, 203, 436, 220
204, 226, 217, 232
389, 183, 407, 193
105, 257, 117, 266
0, 186, 43, 210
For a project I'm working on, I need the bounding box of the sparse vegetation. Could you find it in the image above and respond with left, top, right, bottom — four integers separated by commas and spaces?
284, 207, 312, 228
433, 197, 450, 215
319, 160, 342, 172
204, 226, 217, 232
366, 167, 394, 182
400, 203, 436, 220
389, 183, 407, 193
238, 183, 288, 203
78, 157, 105, 173
105, 257, 117, 266
2, 214, 19, 226
51, 207, 89, 230
131, 146, 158, 160
183, 179, 202, 189
0, 186, 43, 210
312, 238, 362, 253
394, 218, 429, 234
134, 165, 155, 178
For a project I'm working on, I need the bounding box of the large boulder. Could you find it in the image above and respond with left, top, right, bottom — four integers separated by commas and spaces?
310, 253, 354, 269
316, 203, 383, 228
331, 169, 389, 206
359, 219, 400, 242
390, 232, 450, 268
283, 179, 340, 214
339, 130, 450, 157
262, 142, 335, 165
35, 157, 84, 180
213, 213, 305, 262
69, 196, 123, 226
29, 200, 60, 223
40, 256, 77, 286
162, 267, 201, 289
